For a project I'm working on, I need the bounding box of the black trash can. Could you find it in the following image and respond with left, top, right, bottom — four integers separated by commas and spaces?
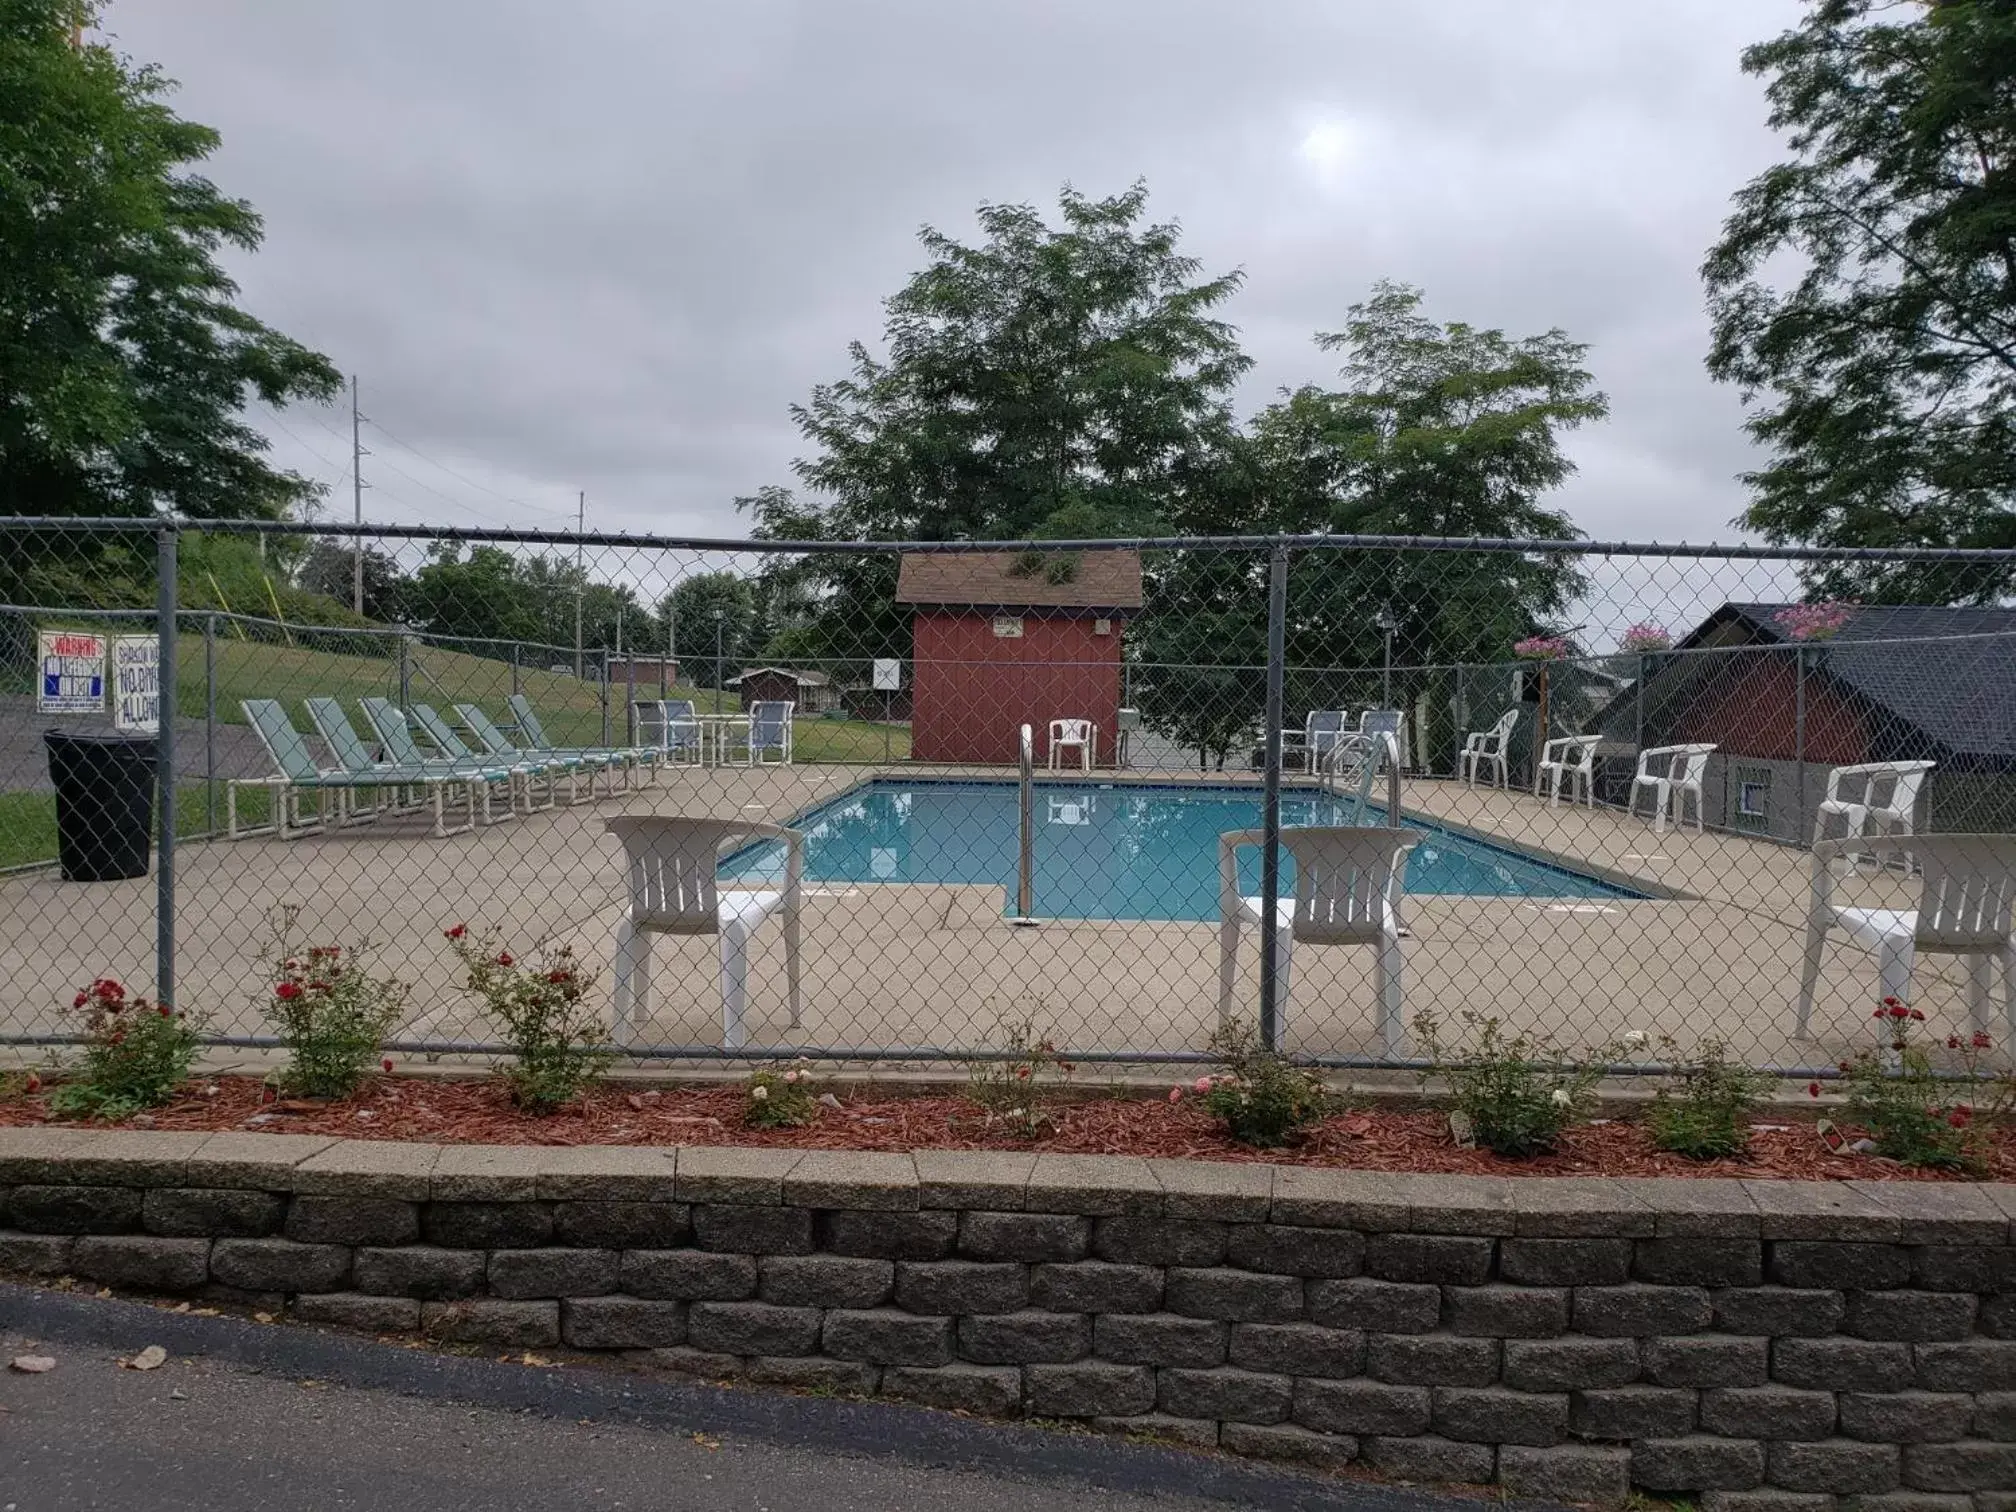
44, 729, 158, 882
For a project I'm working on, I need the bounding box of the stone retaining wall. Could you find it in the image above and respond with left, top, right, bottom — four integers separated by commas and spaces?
6, 1129, 2016, 1507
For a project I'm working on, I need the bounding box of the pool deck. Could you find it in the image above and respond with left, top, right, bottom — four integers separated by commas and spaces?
0, 760, 1962, 1075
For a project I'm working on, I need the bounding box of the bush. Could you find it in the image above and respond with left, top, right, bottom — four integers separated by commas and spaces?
1836, 1000, 1991, 1171
744, 1064, 821, 1128
1192, 1019, 1331, 1147
965, 1015, 1073, 1139
48, 977, 202, 1121
445, 923, 611, 1111
1646, 1035, 1774, 1160
264, 912, 407, 1098
1416, 1009, 1608, 1158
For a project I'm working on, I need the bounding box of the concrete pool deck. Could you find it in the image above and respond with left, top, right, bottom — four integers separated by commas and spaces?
0, 760, 1956, 1074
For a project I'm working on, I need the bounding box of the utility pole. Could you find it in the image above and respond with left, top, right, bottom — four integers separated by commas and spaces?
350, 375, 369, 615
573, 490, 585, 680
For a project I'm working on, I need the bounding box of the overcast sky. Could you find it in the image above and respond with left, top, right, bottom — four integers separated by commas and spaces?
104, 0, 1806, 551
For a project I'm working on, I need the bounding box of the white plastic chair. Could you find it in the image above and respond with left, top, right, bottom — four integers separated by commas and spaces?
1817, 761, 1936, 866
1459, 709, 1519, 789
1797, 834, 2016, 1037
1536, 734, 1601, 808
605, 815, 803, 1051
1629, 743, 1714, 834
1048, 718, 1095, 772
1216, 826, 1421, 1056
1293, 711, 1349, 775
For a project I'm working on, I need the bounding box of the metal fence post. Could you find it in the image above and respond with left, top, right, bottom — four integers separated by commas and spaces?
600, 650, 612, 746
1258, 540, 1288, 1052
156, 525, 178, 1008
625, 654, 636, 746
397, 633, 411, 708
511, 642, 521, 698
204, 613, 217, 836
1794, 643, 1807, 842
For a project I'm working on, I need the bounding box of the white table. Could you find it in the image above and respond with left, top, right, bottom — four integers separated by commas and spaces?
693, 713, 751, 768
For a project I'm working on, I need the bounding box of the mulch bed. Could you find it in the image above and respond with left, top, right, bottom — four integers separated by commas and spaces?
3, 1074, 2011, 1182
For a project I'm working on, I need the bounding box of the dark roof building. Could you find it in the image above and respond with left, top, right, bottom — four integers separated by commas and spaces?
895, 550, 1144, 614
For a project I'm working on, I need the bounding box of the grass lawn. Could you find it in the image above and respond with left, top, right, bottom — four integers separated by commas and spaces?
0, 783, 272, 871
177, 632, 909, 764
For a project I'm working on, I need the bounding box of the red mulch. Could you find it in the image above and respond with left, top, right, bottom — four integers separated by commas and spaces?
3, 1075, 2010, 1182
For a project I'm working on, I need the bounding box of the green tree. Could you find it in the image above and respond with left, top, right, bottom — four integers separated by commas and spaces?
403, 545, 543, 646
742, 183, 1250, 666
297, 540, 404, 623
1705, 0, 2016, 602
657, 571, 756, 687
0, 0, 338, 526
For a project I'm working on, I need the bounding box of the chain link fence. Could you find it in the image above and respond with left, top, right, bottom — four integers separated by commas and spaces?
4, 516, 2013, 1076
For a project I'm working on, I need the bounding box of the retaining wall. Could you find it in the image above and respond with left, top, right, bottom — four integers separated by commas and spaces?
6, 1128, 2016, 1507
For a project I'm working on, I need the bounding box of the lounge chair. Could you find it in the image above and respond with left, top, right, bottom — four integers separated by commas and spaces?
304, 695, 430, 817
409, 702, 570, 815
1629, 743, 1714, 835
232, 698, 484, 840
1797, 834, 2016, 1036
1216, 825, 1421, 1057
507, 693, 659, 790
1459, 709, 1519, 789
1536, 734, 1600, 808
358, 697, 519, 827
605, 814, 804, 1050
458, 702, 607, 802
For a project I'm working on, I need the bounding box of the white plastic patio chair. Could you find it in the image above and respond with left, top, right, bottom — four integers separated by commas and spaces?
1216, 825, 1421, 1056
1535, 734, 1601, 808
1797, 834, 2016, 1037
1459, 709, 1519, 789
605, 815, 804, 1051
1628, 743, 1714, 834
1816, 761, 1936, 868
1048, 718, 1096, 772
1294, 711, 1348, 775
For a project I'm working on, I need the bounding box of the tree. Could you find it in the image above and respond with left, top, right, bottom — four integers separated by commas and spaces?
0, 1, 338, 525
1136, 283, 1602, 768
402, 545, 543, 646
657, 571, 756, 687
297, 540, 404, 623
742, 183, 1250, 666
1705, 0, 2016, 602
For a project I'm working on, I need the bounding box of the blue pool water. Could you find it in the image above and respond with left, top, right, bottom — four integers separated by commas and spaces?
720, 779, 1643, 923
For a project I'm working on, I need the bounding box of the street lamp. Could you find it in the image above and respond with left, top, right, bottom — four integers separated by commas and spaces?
1374, 604, 1398, 707
712, 608, 726, 716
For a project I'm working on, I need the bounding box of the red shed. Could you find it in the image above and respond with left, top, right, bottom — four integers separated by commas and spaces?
896, 549, 1142, 766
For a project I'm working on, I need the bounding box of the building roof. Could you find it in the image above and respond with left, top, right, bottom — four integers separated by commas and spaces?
724, 666, 831, 687
1596, 601, 2016, 764
895, 549, 1144, 611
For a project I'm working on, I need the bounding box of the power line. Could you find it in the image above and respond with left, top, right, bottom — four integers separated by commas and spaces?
363, 415, 578, 524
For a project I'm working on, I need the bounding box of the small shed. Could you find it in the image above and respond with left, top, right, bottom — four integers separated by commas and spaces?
603, 657, 680, 692
895, 549, 1142, 765
726, 666, 836, 714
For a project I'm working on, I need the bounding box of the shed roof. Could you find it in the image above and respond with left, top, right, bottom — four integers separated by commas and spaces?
724, 666, 831, 687
895, 550, 1143, 610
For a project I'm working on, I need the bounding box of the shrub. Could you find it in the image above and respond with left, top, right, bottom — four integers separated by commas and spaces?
264, 912, 408, 1099
445, 923, 611, 1111
1834, 1000, 1991, 1171
48, 977, 202, 1121
1191, 1018, 1331, 1147
1646, 1035, 1772, 1160
966, 1015, 1073, 1138
1416, 1009, 1609, 1158
744, 1064, 821, 1129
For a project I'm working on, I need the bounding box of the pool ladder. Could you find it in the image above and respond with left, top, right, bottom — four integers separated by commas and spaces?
1322, 729, 1404, 826
1011, 723, 1037, 925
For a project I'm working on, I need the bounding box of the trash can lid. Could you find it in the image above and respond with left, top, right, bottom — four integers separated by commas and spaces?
43, 728, 158, 750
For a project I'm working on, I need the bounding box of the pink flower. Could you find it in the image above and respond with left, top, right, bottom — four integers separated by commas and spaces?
1193, 1076, 1213, 1094
274, 981, 303, 1001
444, 924, 467, 940
1974, 1032, 1994, 1050
497, 951, 514, 967
1167, 1087, 1182, 1103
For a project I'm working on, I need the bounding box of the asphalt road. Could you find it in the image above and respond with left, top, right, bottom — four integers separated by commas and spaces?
0, 1284, 1528, 1512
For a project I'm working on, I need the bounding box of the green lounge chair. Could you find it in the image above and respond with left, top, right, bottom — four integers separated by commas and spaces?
456, 703, 608, 802
506, 693, 660, 791
233, 698, 482, 840
409, 701, 571, 814
357, 697, 519, 828
305, 695, 431, 817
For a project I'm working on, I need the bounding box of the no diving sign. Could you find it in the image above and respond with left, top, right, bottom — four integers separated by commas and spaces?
112, 636, 161, 733
38, 630, 106, 714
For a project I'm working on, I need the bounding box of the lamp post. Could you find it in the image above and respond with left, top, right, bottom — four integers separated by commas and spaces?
1375, 604, 1398, 708
712, 608, 726, 716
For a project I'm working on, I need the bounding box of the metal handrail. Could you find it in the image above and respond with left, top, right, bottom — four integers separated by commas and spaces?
1323, 729, 1403, 827
1014, 723, 1036, 923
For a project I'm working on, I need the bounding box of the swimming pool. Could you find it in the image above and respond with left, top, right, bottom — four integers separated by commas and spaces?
720, 779, 1644, 923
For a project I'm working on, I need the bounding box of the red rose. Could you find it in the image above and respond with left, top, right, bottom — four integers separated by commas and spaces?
1807, 1082, 1820, 1098
157, 1003, 171, 1018
1974, 1032, 1994, 1050
72, 991, 87, 1009
1951, 1109, 1973, 1129
1888, 1004, 1912, 1019
547, 970, 570, 985
274, 981, 303, 1000
444, 924, 467, 940
497, 951, 514, 967
24, 1072, 39, 1094
1908, 1009, 1925, 1021
1883, 995, 1902, 1007
1949, 1036, 1962, 1049
1873, 1009, 1887, 1020
1838, 1060, 1853, 1073
381, 1058, 395, 1073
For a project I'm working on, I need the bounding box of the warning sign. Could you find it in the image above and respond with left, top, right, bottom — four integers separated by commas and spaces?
112, 636, 161, 733
37, 630, 106, 714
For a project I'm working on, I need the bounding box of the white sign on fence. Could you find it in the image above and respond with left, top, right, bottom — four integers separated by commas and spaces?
112, 635, 161, 733
37, 630, 106, 714
872, 657, 903, 691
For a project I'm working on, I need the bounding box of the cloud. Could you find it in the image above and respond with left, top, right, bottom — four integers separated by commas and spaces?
105, 0, 1807, 548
